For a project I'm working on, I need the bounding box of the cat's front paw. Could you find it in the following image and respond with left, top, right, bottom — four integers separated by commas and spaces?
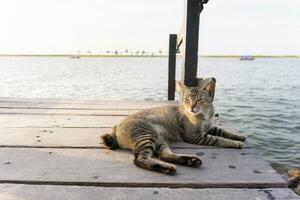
238, 134, 247, 142
178, 155, 202, 167
187, 156, 202, 168
236, 141, 245, 149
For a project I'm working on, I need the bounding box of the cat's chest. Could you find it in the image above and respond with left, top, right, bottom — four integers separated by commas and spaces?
182, 118, 212, 134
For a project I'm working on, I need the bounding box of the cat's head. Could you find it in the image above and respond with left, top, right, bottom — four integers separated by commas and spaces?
176, 78, 216, 117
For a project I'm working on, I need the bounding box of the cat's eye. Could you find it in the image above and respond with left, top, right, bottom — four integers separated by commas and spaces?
183, 98, 189, 102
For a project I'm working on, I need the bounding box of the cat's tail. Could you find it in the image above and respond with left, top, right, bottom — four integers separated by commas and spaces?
101, 125, 119, 150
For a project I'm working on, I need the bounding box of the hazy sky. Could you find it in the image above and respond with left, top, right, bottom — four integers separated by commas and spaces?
0, 0, 299, 55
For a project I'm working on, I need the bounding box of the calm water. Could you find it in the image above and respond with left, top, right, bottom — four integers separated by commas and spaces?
0, 56, 299, 174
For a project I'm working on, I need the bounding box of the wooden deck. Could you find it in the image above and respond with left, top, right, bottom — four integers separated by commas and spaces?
0, 98, 299, 199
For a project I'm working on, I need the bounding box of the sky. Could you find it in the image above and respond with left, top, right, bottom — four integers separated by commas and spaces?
0, 0, 299, 55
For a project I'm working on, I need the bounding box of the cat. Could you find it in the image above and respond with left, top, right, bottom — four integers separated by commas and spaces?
288, 169, 300, 195
101, 78, 247, 174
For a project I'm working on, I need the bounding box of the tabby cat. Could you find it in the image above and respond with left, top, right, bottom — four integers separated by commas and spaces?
101, 78, 247, 174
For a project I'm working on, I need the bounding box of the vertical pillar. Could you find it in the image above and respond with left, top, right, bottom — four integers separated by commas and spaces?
168, 34, 177, 100
181, 0, 204, 87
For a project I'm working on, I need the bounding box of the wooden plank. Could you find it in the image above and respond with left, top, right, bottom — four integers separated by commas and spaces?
0, 114, 239, 129
0, 115, 123, 128
0, 108, 136, 116
0, 99, 177, 110
0, 148, 286, 188
0, 97, 176, 105
0, 109, 241, 122
0, 185, 299, 200
0, 128, 103, 148
0, 128, 250, 149
0, 114, 250, 148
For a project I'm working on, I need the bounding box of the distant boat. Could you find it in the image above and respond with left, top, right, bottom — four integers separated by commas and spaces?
240, 56, 255, 60
70, 55, 80, 59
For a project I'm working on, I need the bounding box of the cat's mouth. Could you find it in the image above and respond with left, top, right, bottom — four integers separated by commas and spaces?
189, 110, 202, 116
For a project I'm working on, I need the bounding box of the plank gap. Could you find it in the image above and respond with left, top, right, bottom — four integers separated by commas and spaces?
0, 181, 287, 189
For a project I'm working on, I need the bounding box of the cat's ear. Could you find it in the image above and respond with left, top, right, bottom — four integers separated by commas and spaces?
201, 77, 216, 99
176, 81, 188, 95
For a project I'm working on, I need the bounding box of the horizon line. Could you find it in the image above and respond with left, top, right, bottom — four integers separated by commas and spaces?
0, 54, 299, 58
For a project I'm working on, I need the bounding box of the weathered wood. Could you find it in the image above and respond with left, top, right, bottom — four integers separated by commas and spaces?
0, 97, 176, 105
0, 98, 292, 199
0, 113, 249, 148
0, 185, 299, 200
168, 34, 177, 100
0, 115, 123, 128
0, 148, 286, 188
0, 128, 250, 149
0, 108, 136, 116
0, 113, 238, 129
0, 128, 103, 148
0, 99, 177, 110
0, 113, 250, 148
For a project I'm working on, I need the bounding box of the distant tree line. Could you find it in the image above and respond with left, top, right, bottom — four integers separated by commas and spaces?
73, 49, 166, 56
104, 49, 165, 56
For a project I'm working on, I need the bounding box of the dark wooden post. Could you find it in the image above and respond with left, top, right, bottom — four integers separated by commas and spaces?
181, 0, 207, 87
167, 0, 209, 99
168, 34, 177, 100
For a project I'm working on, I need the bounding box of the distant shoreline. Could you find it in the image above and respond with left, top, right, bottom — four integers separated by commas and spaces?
0, 54, 299, 58
203, 55, 300, 58
0, 54, 167, 58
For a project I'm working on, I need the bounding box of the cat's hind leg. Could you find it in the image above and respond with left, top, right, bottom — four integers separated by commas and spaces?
133, 145, 177, 175
158, 146, 202, 168
207, 127, 247, 142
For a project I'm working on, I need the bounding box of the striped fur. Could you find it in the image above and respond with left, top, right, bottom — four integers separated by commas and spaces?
101, 78, 246, 174
288, 169, 300, 195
